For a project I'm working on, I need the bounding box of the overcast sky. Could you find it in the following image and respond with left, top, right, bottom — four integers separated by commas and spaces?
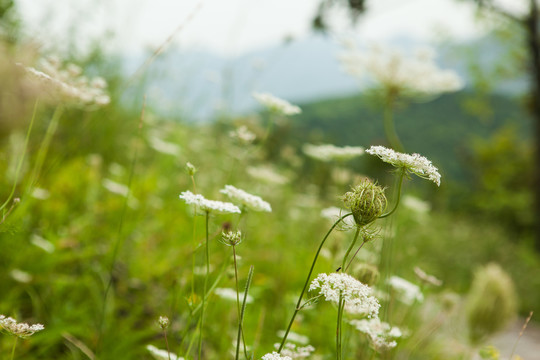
17, 0, 527, 57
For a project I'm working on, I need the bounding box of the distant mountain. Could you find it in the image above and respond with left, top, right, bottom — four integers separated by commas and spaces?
122, 33, 526, 120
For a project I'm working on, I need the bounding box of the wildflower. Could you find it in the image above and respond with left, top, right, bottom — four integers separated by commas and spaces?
220, 185, 272, 212
387, 276, 424, 305
302, 143, 364, 162
149, 136, 181, 156
350, 317, 402, 350
229, 125, 256, 143
31, 187, 50, 200
220, 230, 243, 246
185, 162, 197, 176
157, 316, 169, 330
10, 269, 32, 283
30, 234, 55, 253
0, 315, 44, 338
366, 146, 441, 186
247, 166, 289, 185
339, 43, 463, 98
179, 191, 241, 214
466, 263, 517, 344
146, 344, 183, 360
276, 331, 309, 345
343, 179, 387, 226
274, 343, 315, 358
309, 273, 380, 317
253, 92, 301, 116
215, 288, 254, 304
19, 56, 110, 107
102, 178, 129, 197
414, 266, 442, 287
261, 352, 292, 360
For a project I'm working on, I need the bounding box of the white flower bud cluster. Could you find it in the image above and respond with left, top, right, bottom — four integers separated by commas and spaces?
19, 56, 110, 107
274, 343, 315, 359
221, 185, 272, 212
366, 146, 441, 186
302, 143, 364, 162
261, 352, 292, 360
0, 315, 44, 339
339, 44, 463, 97
179, 191, 241, 214
309, 273, 380, 318
253, 92, 301, 116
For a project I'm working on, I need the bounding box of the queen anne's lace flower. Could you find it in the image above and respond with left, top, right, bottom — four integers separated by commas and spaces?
387, 276, 424, 305
146, 345, 183, 360
302, 144, 364, 162
220, 185, 272, 212
309, 273, 380, 317
350, 318, 402, 351
0, 315, 44, 338
261, 352, 292, 360
253, 92, 301, 116
274, 343, 315, 359
366, 146, 441, 186
339, 44, 463, 97
179, 191, 241, 214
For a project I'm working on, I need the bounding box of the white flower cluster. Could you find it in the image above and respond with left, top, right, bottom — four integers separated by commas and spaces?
366, 146, 441, 186
339, 44, 463, 97
221, 185, 272, 212
20, 56, 110, 107
414, 267, 442, 287
253, 92, 301, 116
229, 125, 256, 143
0, 315, 44, 339
302, 144, 364, 162
146, 345, 183, 360
387, 276, 424, 305
261, 352, 292, 360
247, 166, 289, 185
215, 287, 254, 303
274, 343, 315, 359
350, 318, 402, 350
179, 191, 241, 214
309, 273, 380, 318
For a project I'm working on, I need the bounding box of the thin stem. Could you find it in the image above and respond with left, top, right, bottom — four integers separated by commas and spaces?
0, 99, 38, 212
345, 240, 368, 273
509, 311, 533, 360
10, 337, 17, 360
382, 91, 404, 152
379, 168, 406, 218
237, 266, 254, 360
233, 245, 249, 360
278, 213, 353, 352
336, 295, 345, 360
198, 211, 210, 360
341, 227, 361, 271
163, 330, 171, 360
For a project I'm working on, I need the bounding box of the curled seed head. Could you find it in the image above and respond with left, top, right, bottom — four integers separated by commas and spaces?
343, 179, 387, 226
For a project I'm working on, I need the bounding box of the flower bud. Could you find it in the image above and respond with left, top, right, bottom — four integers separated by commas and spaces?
343, 180, 387, 226
466, 263, 517, 344
185, 162, 197, 176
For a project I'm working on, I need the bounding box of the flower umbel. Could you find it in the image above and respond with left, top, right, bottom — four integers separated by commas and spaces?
366, 146, 441, 186
0, 315, 44, 339
302, 143, 364, 162
158, 316, 169, 330
261, 352, 292, 360
253, 92, 301, 116
179, 191, 241, 214
220, 185, 272, 212
274, 343, 315, 359
220, 230, 243, 246
387, 276, 424, 305
309, 273, 380, 317
350, 318, 402, 351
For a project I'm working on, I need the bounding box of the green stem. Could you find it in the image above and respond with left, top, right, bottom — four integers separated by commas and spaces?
233, 245, 249, 360
379, 168, 406, 219
278, 213, 353, 352
345, 240, 368, 273
198, 211, 210, 360
236, 266, 254, 360
0, 100, 38, 213
382, 92, 404, 152
163, 330, 171, 360
336, 295, 345, 360
10, 337, 17, 360
341, 227, 361, 271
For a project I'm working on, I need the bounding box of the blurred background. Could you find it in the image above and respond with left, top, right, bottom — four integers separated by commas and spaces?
1, 0, 539, 359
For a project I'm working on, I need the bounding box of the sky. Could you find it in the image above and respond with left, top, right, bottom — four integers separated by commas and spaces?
16, 0, 527, 57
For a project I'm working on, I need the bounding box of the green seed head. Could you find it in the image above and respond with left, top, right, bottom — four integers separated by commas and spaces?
352, 263, 380, 286
343, 179, 387, 226
466, 263, 517, 345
